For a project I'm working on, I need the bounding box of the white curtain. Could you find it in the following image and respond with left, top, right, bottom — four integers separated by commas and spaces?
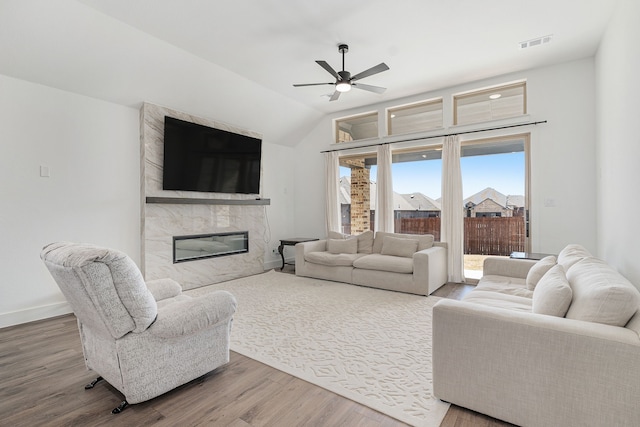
375, 144, 395, 233
441, 135, 465, 283
324, 151, 341, 235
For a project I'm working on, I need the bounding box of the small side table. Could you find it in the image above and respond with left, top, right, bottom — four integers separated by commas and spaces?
278, 237, 319, 271
510, 251, 554, 261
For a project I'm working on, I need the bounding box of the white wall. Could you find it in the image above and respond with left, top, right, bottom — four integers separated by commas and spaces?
595, 0, 640, 288
262, 143, 297, 268
0, 74, 140, 327
0, 74, 298, 326
294, 58, 598, 256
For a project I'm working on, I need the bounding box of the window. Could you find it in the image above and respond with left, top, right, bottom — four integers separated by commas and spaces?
387, 98, 443, 136
391, 148, 442, 238
338, 148, 443, 237
335, 112, 378, 143
453, 81, 526, 126
339, 154, 377, 234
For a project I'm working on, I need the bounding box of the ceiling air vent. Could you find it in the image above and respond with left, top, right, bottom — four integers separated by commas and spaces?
519, 34, 553, 49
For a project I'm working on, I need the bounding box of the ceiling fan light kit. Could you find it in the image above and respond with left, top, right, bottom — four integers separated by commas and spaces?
293, 43, 389, 101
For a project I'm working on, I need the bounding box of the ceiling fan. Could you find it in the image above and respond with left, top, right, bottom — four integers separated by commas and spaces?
293, 44, 389, 101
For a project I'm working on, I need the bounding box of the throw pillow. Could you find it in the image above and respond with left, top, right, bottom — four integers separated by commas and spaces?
328, 231, 348, 240
327, 238, 358, 254
327, 230, 374, 253
373, 232, 434, 253
380, 236, 419, 258
532, 264, 573, 317
526, 255, 557, 290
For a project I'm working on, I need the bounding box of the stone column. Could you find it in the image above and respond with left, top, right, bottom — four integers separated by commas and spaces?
349, 160, 370, 234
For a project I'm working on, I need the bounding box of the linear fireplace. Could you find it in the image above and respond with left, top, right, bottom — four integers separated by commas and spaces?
173, 232, 249, 263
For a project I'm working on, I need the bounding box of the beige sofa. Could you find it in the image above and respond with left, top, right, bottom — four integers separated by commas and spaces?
433, 244, 640, 427
295, 231, 447, 295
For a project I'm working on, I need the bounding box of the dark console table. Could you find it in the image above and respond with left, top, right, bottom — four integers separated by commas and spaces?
278, 237, 319, 271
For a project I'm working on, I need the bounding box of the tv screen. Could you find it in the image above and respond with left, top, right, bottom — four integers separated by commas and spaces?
162, 116, 262, 194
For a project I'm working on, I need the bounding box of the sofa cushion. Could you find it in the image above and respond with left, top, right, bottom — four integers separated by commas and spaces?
565, 257, 640, 326
353, 254, 414, 274
526, 255, 557, 290
475, 275, 532, 298
532, 264, 572, 317
305, 251, 364, 267
328, 230, 374, 254
462, 290, 533, 312
327, 238, 357, 254
355, 230, 374, 254
381, 236, 418, 258
557, 244, 591, 270
372, 232, 434, 253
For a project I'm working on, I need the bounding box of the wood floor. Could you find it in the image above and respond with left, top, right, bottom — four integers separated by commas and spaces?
0, 271, 514, 427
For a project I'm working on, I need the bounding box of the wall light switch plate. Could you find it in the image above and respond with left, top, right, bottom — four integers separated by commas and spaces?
40, 165, 50, 177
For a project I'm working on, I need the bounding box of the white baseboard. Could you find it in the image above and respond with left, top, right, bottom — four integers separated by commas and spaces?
0, 301, 72, 329
1, 259, 300, 329
264, 257, 294, 271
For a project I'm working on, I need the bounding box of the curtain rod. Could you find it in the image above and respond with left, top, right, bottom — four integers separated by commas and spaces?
320, 120, 548, 153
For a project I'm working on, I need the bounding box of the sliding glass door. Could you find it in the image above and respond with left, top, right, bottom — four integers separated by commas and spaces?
460, 134, 530, 279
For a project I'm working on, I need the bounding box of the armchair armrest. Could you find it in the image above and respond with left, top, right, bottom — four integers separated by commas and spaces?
413, 245, 447, 294
146, 278, 182, 301
432, 299, 640, 426
149, 291, 237, 338
482, 256, 537, 279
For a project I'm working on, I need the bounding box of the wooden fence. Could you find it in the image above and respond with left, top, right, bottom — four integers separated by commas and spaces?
396, 216, 525, 256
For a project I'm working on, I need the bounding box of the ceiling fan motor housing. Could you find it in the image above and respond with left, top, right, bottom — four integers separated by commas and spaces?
337, 70, 351, 81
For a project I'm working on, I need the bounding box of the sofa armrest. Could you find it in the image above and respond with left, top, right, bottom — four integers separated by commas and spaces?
413, 245, 447, 294
148, 291, 237, 338
295, 239, 327, 276
432, 299, 640, 426
297, 239, 327, 254
146, 278, 182, 301
482, 256, 537, 279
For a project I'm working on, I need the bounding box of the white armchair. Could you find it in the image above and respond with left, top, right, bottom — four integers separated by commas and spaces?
40, 242, 237, 414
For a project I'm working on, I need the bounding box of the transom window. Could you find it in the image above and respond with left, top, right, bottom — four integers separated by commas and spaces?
335, 112, 378, 143
387, 98, 443, 136
453, 81, 526, 126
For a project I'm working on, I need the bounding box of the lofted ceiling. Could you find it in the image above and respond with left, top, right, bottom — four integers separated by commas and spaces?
0, 0, 618, 145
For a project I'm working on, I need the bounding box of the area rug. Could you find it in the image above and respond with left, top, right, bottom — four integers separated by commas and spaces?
187, 270, 450, 426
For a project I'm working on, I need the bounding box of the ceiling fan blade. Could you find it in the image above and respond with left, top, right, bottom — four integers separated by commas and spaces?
293, 82, 334, 87
351, 62, 389, 81
316, 60, 341, 80
329, 91, 341, 101
352, 82, 387, 94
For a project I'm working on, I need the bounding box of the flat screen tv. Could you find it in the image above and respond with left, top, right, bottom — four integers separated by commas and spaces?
163, 116, 262, 194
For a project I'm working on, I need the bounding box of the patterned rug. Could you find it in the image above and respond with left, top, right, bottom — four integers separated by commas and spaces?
187, 270, 450, 426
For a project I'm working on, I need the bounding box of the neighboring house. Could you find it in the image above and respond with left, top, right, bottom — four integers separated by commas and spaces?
463, 187, 524, 218
397, 193, 441, 218
339, 177, 441, 231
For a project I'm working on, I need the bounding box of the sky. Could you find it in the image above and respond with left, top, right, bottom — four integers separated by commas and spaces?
341, 152, 525, 199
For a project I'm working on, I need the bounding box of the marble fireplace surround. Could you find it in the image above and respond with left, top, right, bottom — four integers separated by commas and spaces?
140, 102, 270, 290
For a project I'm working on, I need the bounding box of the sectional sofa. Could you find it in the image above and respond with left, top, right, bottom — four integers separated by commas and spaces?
295, 230, 448, 295
432, 244, 640, 427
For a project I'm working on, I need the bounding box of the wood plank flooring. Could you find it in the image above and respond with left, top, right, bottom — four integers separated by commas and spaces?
0, 272, 513, 426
